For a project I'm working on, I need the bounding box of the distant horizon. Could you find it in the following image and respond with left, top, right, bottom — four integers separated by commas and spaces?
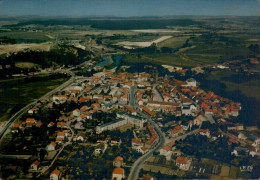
1, 15, 260, 18
0, 0, 260, 17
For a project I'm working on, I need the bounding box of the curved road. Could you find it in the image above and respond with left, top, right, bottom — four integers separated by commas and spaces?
128, 85, 166, 180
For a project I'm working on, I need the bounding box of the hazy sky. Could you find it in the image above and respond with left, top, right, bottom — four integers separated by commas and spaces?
0, 0, 260, 17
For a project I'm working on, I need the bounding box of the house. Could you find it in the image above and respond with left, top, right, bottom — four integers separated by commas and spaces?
58, 115, 68, 122
252, 138, 260, 147
31, 160, 40, 170
199, 129, 210, 138
185, 78, 197, 87
235, 123, 244, 131
124, 105, 137, 115
112, 167, 125, 180
52, 95, 67, 104
248, 146, 257, 157
113, 156, 123, 167
26, 118, 36, 124
182, 104, 196, 116
193, 115, 206, 126
76, 133, 86, 142
111, 137, 122, 146
57, 122, 67, 128
57, 132, 65, 139
75, 122, 84, 129
77, 114, 86, 122
28, 108, 36, 114
86, 112, 92, 119
238, 133, 247, 140
56, 138, 63, 144
73, 109, 81, 117
48, 121, 55, 127
50, 169, 61, 180
159, 145, 172, 160
138, 146, 149, 154
12, 123, 20, 133
176, 157, 191, 171
141, 174, 154, 180
228, 138, 238, 145
47, 142, 56, 151
169, 125, 183, 137
37, 121, 43, 127
132, 138, 142, 147
168, 141, 175, 148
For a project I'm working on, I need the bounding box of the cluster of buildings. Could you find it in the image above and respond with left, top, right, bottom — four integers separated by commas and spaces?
96, 112, 146, 134
130, 124, 159, 155
8, 64, 258, 180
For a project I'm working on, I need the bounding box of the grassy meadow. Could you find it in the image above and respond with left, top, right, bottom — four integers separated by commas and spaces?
0, 77, 69, 121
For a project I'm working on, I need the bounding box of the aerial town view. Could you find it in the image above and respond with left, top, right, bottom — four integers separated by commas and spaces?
0, 0, 259, 179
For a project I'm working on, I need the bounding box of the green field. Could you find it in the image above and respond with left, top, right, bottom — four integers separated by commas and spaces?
158, 36, 189, 48
122, 52, 220, 67
206, 70, 260, 102
0, 76, 69, 121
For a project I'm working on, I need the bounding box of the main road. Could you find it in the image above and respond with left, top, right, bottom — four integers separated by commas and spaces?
128, 85, 166, 180
0, 69, 75, 140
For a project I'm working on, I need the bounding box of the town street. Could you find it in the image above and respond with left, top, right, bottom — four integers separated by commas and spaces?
128, 85, 166, 180
128, 85, 203, 180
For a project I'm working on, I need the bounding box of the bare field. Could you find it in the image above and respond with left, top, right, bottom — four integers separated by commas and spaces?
15, 62, 39, 69
0, 42, 52, 55
132, 29, 180, 33
117, 35, 172, 48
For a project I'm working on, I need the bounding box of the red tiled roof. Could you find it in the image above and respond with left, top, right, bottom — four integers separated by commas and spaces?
57, 132, 65, 136
51, 169, 61, 176
32, 160, 40, 166
13, 123, 20, 128
176, 157, 188, 164
26, 118, 35, 123
51, 141, 56, 147
229, 138, 237, 144
113, 167, 124, 175
114, 156, 123, 163
37, 121, 43, 127
142, 174, 153, 180
141, 146, 147, 151
168, 141, 175, 147
57, 122, 66, 126
124, 105, 136, 113
162, 145, 171, 152
141, 106, 155, 116
132, 138, 141, 144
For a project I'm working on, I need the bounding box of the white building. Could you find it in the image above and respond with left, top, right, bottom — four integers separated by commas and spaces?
50, 169, 61, 180
47, 142, 56, 151
31, 160, 40, 170
176, 157, 192, 171
159, 145, 173, 160
73, 109, 81, 117
112, 168, 125, 180
185, 78, 197, 87
96, 114, 146, 134
52, 95, 67, 104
